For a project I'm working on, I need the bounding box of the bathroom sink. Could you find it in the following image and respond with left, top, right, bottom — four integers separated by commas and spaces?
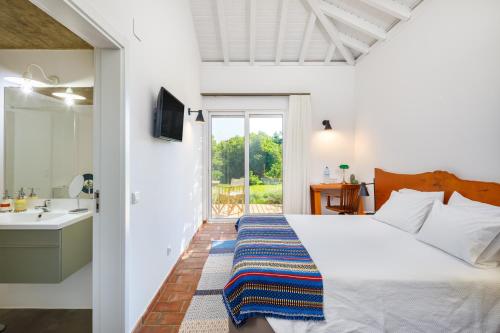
0, 210, 92, 229
0, 211, 66, 223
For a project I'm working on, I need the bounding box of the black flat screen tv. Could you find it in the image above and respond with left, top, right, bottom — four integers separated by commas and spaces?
153, 87, 184, 142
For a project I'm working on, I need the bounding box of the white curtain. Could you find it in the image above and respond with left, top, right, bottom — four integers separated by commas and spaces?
283, 95, 312, 214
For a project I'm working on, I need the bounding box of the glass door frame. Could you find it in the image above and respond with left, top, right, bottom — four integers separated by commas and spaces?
207, 110, 285, 223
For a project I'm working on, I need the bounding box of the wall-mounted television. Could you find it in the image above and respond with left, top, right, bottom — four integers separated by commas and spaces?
153, 87, 184, 142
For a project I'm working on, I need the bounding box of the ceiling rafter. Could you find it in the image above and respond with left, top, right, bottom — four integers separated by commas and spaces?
249, 0, 256, 65
190, 0, 424, 65
340, 33, 370, 54
275, 0, 290, 64
306, 0, 355, 65
215, 0, 229, 63
299, 12, 317, 64
359, 0, 411, 21
324, 44, 336, 63
320, 1, 387, 40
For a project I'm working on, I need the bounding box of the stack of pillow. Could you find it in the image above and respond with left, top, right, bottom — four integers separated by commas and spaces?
374, 189, 500, 268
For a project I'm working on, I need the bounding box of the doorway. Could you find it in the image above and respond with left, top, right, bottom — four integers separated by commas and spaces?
209, 111, 284, 221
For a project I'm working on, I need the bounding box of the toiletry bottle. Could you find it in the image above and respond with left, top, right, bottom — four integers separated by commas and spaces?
14, 188, 27, 213
0, 190, 12, 213
323, 166, 331, 183
27, 187, 38, 207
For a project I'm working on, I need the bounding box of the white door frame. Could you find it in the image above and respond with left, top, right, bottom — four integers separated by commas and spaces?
30, 1, 129, 332
207, 109, 284, 223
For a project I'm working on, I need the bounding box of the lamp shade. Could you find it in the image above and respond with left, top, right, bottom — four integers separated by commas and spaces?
359, 182, 370, 197
322, 120, 332, 130
195, 111, 205, 122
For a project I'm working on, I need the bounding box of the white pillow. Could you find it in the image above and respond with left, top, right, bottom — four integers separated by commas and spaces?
416, 200, 500, 268
399, 188, 445, 202
374, 191, 438, 233
448, 191, 500, 265
448, 191, 500, 216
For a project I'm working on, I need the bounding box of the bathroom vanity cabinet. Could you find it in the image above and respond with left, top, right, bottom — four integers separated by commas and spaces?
0, 217, 92, 283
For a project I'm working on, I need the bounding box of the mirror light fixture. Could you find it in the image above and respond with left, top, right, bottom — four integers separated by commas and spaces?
4, 64, 60, 94
188, 108, 205, 123
322, 120, 333, 130
52, 87, 86, 106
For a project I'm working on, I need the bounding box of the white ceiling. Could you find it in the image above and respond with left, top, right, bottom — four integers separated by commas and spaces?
190, 0, 423, 65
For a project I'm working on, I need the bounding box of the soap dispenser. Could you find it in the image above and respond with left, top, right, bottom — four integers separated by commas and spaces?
0, 190, 12, 213
27, 187, 38, 207
14, 188, 27, 213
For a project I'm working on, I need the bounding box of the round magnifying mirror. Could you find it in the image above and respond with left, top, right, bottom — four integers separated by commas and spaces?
68, 175, 84, 199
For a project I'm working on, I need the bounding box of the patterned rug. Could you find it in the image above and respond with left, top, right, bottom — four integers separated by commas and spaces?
179, 240, 235, 333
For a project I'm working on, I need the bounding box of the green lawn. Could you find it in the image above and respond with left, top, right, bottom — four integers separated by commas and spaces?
250, 184, 282, 204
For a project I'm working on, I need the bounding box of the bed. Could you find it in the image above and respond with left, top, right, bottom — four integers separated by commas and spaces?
228, 169, 500, 333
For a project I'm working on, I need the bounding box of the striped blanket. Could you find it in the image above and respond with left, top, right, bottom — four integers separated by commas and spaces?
223, 215, 325, 327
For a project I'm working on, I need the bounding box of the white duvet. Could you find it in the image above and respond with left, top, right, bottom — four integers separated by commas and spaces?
266, 215, 500, 333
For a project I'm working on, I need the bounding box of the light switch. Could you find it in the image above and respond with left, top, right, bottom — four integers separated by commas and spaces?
131, 192, 141, 204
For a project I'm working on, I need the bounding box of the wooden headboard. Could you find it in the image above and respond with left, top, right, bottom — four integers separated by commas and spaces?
374, 168, 500, 210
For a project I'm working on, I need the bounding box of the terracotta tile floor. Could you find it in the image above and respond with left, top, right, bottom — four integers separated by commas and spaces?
136, 223, 237, 333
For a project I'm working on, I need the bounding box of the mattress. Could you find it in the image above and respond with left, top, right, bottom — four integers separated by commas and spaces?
266, 214, 500, 333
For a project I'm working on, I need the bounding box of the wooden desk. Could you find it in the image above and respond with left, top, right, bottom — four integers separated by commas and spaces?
310, 183, 364, 215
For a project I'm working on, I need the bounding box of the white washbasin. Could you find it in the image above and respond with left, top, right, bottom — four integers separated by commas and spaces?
0, 210, 93, 230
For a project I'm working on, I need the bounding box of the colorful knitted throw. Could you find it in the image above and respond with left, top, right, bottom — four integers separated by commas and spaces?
223, 215, 325, 327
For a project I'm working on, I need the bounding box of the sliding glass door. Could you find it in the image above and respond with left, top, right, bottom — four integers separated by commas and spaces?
209, 112, 283, 220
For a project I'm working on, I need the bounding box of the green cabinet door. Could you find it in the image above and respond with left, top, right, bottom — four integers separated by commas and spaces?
0, 217, 92, 283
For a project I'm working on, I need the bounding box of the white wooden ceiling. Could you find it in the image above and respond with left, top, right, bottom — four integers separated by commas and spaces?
190, 0, 423, 65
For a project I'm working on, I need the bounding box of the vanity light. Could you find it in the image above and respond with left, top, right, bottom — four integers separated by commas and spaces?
188, 108, 205, 123
322, 120, 333, 130
4, 64, 60, 94
52, 87, 86, 106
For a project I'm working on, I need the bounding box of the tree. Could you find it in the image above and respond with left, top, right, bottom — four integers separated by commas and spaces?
211, 131, 282, 185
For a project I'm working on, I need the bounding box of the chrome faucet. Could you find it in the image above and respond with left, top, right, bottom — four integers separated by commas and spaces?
35, 199, 52, 212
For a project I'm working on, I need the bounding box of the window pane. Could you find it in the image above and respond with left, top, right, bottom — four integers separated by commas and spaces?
211, 116, 245, 218
249, 116, 283, 215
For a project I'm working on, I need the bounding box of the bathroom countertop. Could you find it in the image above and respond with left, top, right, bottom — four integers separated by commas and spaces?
0, 210, 93, 230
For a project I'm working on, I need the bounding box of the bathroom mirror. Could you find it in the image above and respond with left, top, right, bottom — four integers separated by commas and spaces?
3, 87, 93, 199
68, 175, 84, 199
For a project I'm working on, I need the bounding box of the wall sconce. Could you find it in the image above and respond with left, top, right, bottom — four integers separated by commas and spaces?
322, 120, 332, 130
188, 108, 205, 123
52, 87, 86, 106
4, 64, 60, 94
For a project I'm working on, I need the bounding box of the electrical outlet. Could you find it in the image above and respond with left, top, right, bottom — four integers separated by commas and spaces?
166, 246, 172, 256
131, 192, 141, 204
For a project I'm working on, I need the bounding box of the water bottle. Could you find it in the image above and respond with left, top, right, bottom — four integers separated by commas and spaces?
323, 166, 330, 183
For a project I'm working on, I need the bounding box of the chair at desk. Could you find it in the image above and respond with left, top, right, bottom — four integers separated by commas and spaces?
325, 184, 361, 215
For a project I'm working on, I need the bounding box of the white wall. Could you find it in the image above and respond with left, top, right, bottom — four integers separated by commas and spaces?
77, 0, 203, 330
0, 50, 94, 309
201, 65, 357, 184
354, 0, 500, 209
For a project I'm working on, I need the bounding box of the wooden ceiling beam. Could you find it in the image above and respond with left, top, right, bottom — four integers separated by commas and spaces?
320, 1, 387, 40
340, 33, 370, 54
249, 0, 256, 65
359, 0, 411, 21
299, 12, 317, 64
306, 0, 354, 65
275, 0, 290, 65
324, 44, 336, 63
215, 0, 230, 63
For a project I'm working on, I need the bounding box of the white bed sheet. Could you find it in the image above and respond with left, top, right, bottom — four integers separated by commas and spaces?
266, 214, 500, 333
